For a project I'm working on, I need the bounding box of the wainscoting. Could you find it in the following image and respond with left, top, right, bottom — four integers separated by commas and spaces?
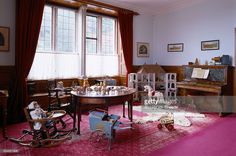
0, 66, 15, 90
0, 65, 235, 98
133, 65, 235, 96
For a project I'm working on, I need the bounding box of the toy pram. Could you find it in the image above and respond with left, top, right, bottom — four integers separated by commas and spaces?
89, 109, 132, 150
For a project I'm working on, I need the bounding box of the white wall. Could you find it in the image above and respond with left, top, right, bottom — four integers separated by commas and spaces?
1, 0, 235, 67
0, 0, 15, 65
133, 14, 154, 65
153, 0, 236, 66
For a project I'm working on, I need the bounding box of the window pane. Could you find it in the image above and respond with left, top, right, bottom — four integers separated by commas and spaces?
86, 39, 97, 54
86, 16, 97, 38
56, 8, 76, 52
29, 6, 81, 80
86, 15, 118, 76
86, 55, 118, 77
102, 17, 115, 54
28, 53, 81, 80
37, 6, 52, 51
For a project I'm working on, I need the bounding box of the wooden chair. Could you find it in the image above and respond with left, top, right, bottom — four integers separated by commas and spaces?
9, 103, 72, 147
47, 80, 75, 127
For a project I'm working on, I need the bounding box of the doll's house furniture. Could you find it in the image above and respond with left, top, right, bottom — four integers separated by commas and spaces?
128, 72, 177, 101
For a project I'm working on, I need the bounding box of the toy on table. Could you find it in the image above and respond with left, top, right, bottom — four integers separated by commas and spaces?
89, 109, 132, 150
157, 113, 175, 131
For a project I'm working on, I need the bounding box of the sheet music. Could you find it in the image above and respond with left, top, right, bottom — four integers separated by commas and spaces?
191, 68, 209, 79
203, 69, 209, 79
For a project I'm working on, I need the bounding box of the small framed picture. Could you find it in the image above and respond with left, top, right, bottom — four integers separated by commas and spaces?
167, 43, 184, 52
137, 42, 149, 57
0, 26, 10, 52
201, 40, 219, 51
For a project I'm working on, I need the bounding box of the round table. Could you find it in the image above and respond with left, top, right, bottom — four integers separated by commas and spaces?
71, 88, 136, 134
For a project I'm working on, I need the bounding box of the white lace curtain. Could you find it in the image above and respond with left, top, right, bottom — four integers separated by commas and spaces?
28, 5, 86, 80
28, 5, 119, 79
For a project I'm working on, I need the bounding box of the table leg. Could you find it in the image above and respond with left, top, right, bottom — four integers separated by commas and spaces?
130, 98, 133, 122
105, 100, 109, 112
2, 104, 7, 138
123, 102, 125, 118
73, 96, 77, 130
73, 95, 81, 135
127, 96, 133, 122
128, 101, 130, 119
77, 101, 81, 135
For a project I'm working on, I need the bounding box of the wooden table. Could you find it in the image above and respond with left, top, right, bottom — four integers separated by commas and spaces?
0, 90, 8, 138
71, 88, 135, 134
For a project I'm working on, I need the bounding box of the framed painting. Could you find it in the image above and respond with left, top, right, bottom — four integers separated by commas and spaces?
201, 40, 219, 51
167, 43, 184, 52
137, 42, 149, 57
0, 26, 10, 52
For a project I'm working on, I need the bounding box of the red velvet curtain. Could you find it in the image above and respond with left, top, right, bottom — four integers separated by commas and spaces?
8, 0, 45, 123
117, 9, 134, 85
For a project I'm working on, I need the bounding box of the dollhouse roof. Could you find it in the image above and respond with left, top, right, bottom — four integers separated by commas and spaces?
137, 64, 166, 74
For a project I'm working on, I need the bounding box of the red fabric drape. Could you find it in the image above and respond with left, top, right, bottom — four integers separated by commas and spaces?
117, 10, 134, 86
8, 0, 45, 123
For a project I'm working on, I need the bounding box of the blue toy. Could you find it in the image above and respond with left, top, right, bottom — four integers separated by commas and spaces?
89, 109, 132, 150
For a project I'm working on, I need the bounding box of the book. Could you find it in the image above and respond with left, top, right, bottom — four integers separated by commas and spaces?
191, 68, 209, 79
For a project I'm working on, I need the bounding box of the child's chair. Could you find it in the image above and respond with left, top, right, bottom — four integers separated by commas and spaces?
9, 101, 73, 147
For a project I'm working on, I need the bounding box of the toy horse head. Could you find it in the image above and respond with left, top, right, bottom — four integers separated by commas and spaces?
144, 85, 156, 97
144, 85, 164, 99
144, 85, 153, 92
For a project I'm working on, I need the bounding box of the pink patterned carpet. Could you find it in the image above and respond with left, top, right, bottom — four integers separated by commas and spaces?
148, 114, 236, 156
0, 105, 221, 156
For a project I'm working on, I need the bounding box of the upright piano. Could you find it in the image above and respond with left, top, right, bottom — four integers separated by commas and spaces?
177, 65, 234, 115
177, 65, 234, 96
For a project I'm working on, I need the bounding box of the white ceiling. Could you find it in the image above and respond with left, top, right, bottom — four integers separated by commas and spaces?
96, 0, 210, 15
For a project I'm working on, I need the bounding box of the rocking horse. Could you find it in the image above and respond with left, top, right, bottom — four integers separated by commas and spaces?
144, 85, 165, 101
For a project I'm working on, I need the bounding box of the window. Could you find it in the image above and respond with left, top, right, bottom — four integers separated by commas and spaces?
56, 8, 76, 52
86, 16, 97, 54
28, 6, 80, 80
102, 17, 115, 54
85, 14, 118, 77
37, 6, 52, 51
28, 5, 123, 80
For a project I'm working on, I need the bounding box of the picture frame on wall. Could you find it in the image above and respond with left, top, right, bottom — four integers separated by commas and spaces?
137, 42, 149, 57
0, 26, 10, 52
201, 40, 219, 51
167, 43, 184, 52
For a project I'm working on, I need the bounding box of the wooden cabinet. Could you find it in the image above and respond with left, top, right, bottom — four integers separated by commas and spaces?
0, 90, 8, 138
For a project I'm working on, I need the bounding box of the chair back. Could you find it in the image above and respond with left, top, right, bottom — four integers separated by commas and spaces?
24, 106, 36, 130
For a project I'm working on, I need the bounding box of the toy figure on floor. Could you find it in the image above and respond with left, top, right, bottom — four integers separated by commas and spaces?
157, 113, 175, 131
